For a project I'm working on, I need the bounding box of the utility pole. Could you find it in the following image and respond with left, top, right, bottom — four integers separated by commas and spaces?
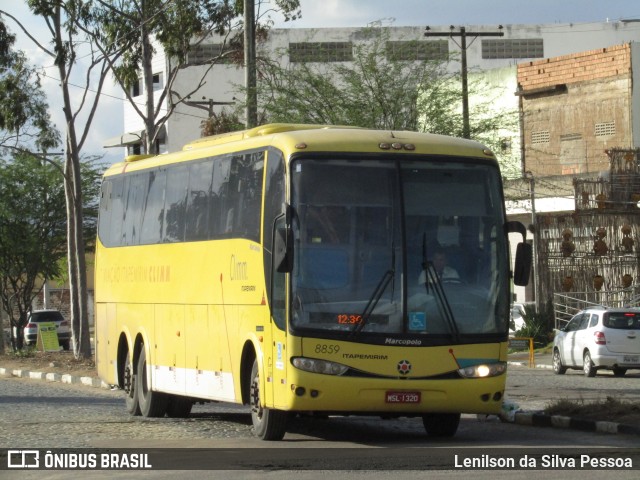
244, 0, 258, 128
425, 26, 504, 139
525, 171, 538, 312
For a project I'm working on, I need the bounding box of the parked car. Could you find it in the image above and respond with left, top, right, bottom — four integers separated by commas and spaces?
552, 306, 640, 377
509, 303, 527, 337
17, 310, 71, 350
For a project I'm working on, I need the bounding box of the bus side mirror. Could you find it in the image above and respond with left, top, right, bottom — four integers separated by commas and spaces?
505, 221, 532, 287
514, 242, 532, 286
274, 208, 293, 273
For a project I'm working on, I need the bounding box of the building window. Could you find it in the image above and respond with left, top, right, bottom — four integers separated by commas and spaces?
385, 40, 448, 61
531, 130, 550, 145
289, 42, 353, 63
128, 144, 142, 155
482, 39, 544, 59
188, 43, 233, 64
131, 80, 141, 97
152, 73, 163, 91
595, 121, 616, 137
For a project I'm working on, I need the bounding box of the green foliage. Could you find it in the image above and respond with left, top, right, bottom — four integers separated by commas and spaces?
256, 28, 452, 131
0, 152, 103, 348
253, 26, 518, 169
515, 300, 555, 345
201, 108, 245, 136
0, 19, 59, 151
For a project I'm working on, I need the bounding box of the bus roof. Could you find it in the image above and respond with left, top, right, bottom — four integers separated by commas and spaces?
104, 124, 496, 176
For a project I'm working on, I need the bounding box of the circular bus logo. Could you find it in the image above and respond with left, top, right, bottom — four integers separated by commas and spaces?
397, 360, 412, 375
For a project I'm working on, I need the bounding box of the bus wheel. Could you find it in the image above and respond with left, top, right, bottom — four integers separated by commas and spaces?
249, 360, 287, 440
166, 395, 193, 418
136, 347, 168, 417
422, 413, 460, 437
124, 353, 140, 416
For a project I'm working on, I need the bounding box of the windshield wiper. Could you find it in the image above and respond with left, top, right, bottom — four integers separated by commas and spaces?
351, 242, 396, 336
422, 234, 460, 342
350, 269, 394, 336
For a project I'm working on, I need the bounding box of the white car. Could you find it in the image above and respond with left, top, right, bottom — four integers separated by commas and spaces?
552, 307, 640, 377
15, 310, 72, 351
509, 303, 526, 337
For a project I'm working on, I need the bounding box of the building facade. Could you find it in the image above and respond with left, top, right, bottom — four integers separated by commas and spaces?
104, 21, 640, 156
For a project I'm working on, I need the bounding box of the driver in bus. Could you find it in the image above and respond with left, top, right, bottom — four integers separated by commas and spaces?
418, 249, 460, 285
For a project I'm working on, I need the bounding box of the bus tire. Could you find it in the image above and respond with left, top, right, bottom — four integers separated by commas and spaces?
124, 353, 140, 416
166, 395, 193, 418
136, 347, 168, 417
250, 359, 287, 440
422, 413, 460, 437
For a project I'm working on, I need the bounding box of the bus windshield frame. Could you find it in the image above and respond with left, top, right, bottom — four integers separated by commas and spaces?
288, 155, 510, 345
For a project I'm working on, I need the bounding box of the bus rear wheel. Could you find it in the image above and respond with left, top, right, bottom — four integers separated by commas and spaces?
249, 360, 287, 440
422, 413, 460, 437
136, 347, 168, 417
124, 353, 140, 416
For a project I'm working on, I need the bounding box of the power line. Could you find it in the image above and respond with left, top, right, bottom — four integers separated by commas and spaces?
425, 26, 505, 139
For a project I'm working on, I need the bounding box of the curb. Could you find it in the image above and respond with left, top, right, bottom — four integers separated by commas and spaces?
0, 366, 110, 390
512, 411, 640, 436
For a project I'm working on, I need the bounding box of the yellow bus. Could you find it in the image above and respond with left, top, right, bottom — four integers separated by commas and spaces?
95, 124, 530, 440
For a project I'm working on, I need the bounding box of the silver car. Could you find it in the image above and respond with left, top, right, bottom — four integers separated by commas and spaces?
552, 307, 640, 377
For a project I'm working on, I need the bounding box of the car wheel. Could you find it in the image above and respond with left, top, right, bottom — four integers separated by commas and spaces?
552, 349, 567, 375
61, 340, 70, 351
612, 367, 627, 377
583, 351, 596, 377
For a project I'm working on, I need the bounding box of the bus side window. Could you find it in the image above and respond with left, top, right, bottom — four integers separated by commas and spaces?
140, 168, 166, 245
185, 160, 214, 241
98, 180, 113, 246
163, 165, 189, 242
122, 173, 148, 246
210, 156, 231, 239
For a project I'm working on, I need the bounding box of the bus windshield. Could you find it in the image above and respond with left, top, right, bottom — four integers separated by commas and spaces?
290, 157, 509, 341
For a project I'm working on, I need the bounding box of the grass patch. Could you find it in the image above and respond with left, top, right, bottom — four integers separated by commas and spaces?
545, 396, 640, 424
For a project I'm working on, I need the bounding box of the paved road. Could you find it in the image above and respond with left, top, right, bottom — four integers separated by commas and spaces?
2, 360, 640, 478
506, 351, 640, 412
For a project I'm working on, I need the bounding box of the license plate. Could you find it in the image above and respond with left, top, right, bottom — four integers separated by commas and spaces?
622, 355, 639, 364
385, 391, 421, 404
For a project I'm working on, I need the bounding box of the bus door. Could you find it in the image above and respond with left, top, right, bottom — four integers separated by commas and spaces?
269, 216, 289, 409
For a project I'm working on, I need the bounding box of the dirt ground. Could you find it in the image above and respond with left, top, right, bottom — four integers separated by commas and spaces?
0, 350, 97, 378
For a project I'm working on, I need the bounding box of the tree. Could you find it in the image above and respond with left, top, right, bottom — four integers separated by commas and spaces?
0, 152, 102, 351
87, 0, 301, 152
1, 1, 117, 359
0, 18, 59, 153
254, 27, 518, 170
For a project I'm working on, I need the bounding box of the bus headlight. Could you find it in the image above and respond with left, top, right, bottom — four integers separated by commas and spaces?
292, 357, 349, 376
457, 362, 506, 378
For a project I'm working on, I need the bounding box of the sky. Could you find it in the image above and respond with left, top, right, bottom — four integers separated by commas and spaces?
3, 0, 640, 164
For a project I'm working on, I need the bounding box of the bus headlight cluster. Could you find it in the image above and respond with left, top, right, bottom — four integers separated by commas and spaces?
292, 357, 349, 376
457, 362, 506, 378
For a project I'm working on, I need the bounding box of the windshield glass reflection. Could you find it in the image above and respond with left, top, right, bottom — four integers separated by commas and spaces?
290, 158, 509, 341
